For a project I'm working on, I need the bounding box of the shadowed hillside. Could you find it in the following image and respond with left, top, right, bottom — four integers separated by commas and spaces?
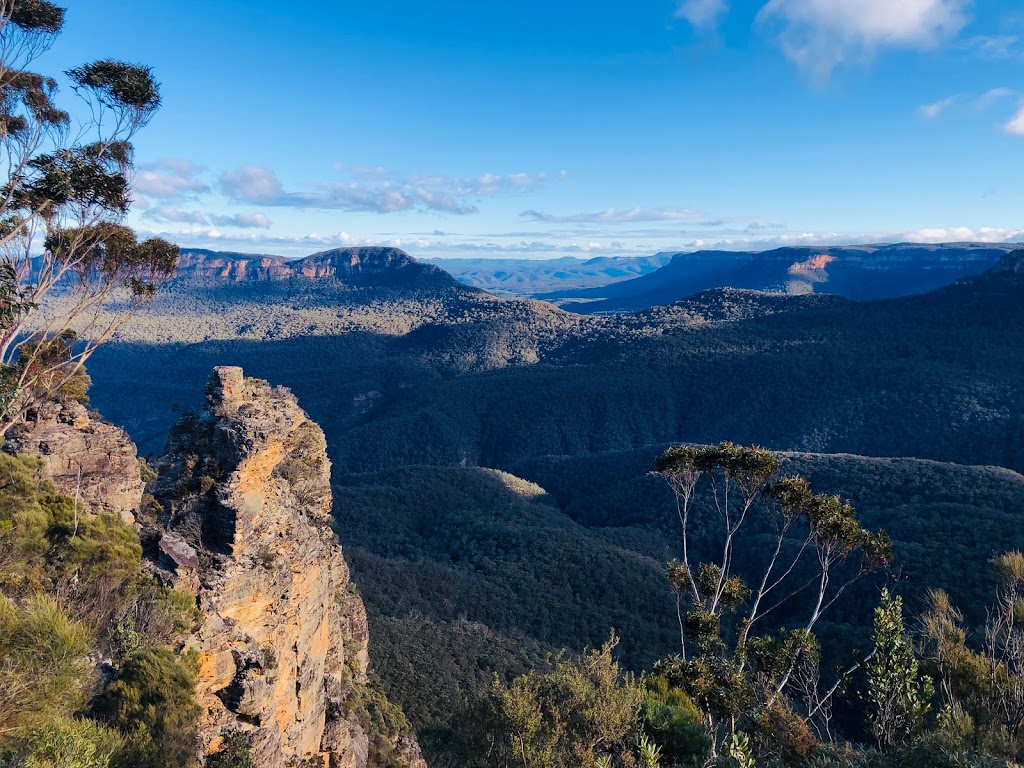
88, 250, 1024, 473
330, 452, 1024, 758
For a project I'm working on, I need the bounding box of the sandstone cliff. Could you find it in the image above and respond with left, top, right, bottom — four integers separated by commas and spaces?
144, 366, 425, 768
176, 246, 455, 288
176, 252, 292, 281
4, 397, 144, 523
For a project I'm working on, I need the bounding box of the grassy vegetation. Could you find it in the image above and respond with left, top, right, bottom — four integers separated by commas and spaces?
0, 452, 200, 768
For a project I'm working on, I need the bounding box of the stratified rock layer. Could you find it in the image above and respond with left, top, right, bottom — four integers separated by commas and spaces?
5, 399, 143, 522
146, 366, 423, 767
176, 246, 451, 286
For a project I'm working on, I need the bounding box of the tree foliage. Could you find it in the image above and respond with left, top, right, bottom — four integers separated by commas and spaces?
865, 589, 932, 750
460, 635, 645, 768
0, 0, 177, 435
654, 443, 890, 757
919, 553, 1024, 758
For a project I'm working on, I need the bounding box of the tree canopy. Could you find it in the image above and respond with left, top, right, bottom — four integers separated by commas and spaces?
0, 0, 178, 433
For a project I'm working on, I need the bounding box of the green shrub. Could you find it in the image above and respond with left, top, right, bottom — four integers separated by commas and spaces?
346, 676, 416, 768
2, 717, 124, 768
46, 496, 142, 586
92, 648, 199, 768
642, 676, 709, 765
0, 454, 54, 590
206, 730, 257, 768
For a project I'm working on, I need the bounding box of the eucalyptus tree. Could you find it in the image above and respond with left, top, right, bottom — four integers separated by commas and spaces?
654, 442, 891, 755
0, 0, 178, 433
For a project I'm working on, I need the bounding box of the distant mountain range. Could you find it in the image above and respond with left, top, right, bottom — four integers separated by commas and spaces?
537, 242, 1020, 311
421, 253, 673, 296
178, 243, 1021, 310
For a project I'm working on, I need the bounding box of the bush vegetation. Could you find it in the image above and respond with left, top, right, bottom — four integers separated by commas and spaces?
0, 451, 198, 767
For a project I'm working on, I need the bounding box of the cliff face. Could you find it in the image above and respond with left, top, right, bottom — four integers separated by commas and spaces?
145, 367, 424, 768
997, 249, 1024, 275
4, 398, 143, 523
176, 246, 453, 287
176, 252, 292, 281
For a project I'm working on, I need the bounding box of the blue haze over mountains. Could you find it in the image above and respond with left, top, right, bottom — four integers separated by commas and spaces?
180, 241, 1020, 307
429, 242, 1020, 309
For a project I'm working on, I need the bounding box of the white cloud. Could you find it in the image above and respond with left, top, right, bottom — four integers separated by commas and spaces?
676, 0, 729, 29
1004, 104, 1024, 135
133, 159, 210, 199
757, 0, 969, 78
218, 165, 285, 202
918, 95, 958, 119
899, 226, 1024, 242
218, 165, 557, 215
209, 212, 273, 229
142, 206, 208, 225
142, 220, 1024, 261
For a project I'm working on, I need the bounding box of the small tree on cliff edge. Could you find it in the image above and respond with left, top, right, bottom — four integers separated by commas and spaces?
654, 442, 892, 757
0, 0, 178, 435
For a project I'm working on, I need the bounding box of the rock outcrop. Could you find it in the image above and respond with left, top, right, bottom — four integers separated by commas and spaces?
144, 366, 424, 768
4, 398, 144, 522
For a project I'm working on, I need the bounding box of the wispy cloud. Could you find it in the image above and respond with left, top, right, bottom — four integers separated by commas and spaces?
142, 206, 209, 225
758, 0, 969, 79
209, 212, 273, 229
1005, 103, 1024, 135
142, 206, 272, 229
219, 165, 559, 215
916, 88, 1016, 126
965, 34, 1020, 60
976, 87, 1014, 109
521, 207, 703, 224
918, 95, 959, 119
676, 0, 729, 29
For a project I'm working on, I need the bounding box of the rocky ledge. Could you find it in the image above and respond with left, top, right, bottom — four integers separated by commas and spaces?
176, 246, 453, 287
4, 397, 144, 523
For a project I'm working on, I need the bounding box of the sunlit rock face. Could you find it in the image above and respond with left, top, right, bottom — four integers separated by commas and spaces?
146, 366, 424, 768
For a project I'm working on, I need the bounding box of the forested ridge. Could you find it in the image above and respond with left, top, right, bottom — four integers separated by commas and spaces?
75, 248, 1024, 765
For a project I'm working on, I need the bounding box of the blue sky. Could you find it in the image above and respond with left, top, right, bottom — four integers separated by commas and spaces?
43, 0, 1024, 258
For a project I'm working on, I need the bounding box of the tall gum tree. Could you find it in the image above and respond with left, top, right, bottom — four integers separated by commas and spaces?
0, 0, 178, 434
654, 442, 892, 755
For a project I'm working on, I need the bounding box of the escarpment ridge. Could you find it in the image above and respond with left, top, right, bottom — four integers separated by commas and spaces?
176, 246, 457, 288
